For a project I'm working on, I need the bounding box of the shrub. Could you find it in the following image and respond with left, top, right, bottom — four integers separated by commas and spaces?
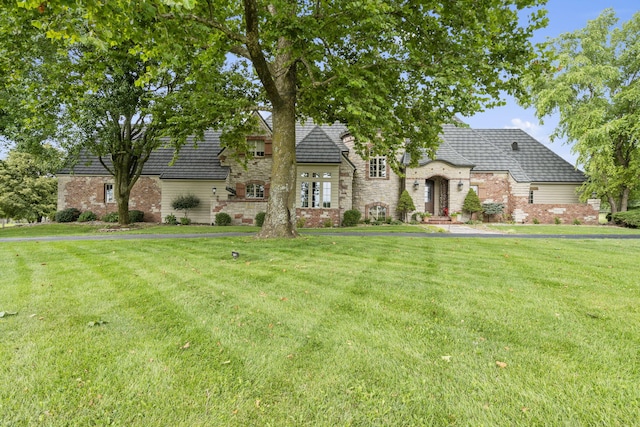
462, 190, 482, 217
532, 218, 540, 224
396, 190, 416, 222
165, 214, 178, 225
180, 217, 191, 225
102, 212, 119, 223
215, 212, 232, 226
482, 203, 504, 222
54, 208, 81, 223
573, 218, 581, 225
342, 209, 361, 227
554, 217, 561, 225
77, 211, 97, 222
296, 217, 306, 228
611, 210, 640, 228
171, 194, 200, 220
129, 210, 144, 223
255, 212, 266, 227
323, 219, 333, 228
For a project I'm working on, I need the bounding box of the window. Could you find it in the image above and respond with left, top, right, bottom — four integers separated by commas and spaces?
470, 185, 479, 194
369, 156, 387, 178
246, 183, 264, 199
300, 171, 332, 208
529, 190, 534, 204
105, 184, 115, 203
369, 205, 386, 221
249, 140, 265, 157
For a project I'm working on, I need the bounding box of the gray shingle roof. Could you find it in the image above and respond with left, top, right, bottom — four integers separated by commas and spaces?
474, 129, 585, 183
59, 130, 229, 180
441, 125, 531, 182
296, 126, 343, 163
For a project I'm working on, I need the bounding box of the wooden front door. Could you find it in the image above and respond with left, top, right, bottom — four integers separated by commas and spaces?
424, 179, 435, 214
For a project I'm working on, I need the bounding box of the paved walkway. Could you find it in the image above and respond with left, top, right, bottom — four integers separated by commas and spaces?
433, 224, 503, 234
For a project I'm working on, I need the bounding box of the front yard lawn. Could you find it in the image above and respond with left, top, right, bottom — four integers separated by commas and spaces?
1, 235, 639, 425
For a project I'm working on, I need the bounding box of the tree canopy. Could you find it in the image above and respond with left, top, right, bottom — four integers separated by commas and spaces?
0, 147, 61, 222
10, 0, 547, 236
521, 9, 640, 212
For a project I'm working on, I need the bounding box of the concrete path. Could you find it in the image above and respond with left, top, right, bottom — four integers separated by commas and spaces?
433, 224, 503, 234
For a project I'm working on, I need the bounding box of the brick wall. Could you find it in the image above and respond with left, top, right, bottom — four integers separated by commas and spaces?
58, 175, 162, 222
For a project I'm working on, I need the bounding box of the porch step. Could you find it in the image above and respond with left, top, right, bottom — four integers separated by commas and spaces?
426, 216, 452, 224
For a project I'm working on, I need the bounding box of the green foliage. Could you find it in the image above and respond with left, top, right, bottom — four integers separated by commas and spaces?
128, 210, 144, 223
323, 219, 333, 228
396, 190, 416, 222
215, 212, 232, 226
180, 217, 191, 225
554, 217, 562, 225
462, 190, 483, 214
611, 210, 640, 228
77, 211, 98, 222
0, 149, 60, 222
482, 203, 505, 216
342, 209, 362, 227
296, 217, 307, 228
102, 212, 119, 223
10, 0, 547, 237
164, 214, 178, 225
54, 208, 81, 223
171, 194, 201, 213
255, 212, 266, 227
573, 218, 582, 225
533, 218, 540, 224
522, 9, 640, 212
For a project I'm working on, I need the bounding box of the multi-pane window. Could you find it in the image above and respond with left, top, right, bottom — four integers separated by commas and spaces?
369, 205, 386, 221
246, 183, 265, 199
300, 171, 332, 208
105, 184, 115, 203
250, 140, 265, 157
369, 156, 387, 178
529, 190, 534, 204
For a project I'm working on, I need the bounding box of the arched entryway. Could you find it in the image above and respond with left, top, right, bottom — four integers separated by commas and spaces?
424, 176, 449, 216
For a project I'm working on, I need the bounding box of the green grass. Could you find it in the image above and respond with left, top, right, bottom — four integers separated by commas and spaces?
486, 224, 640, 235
1, 234, 639, 425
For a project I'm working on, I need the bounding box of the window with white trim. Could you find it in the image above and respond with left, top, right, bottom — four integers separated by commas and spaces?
105, 184, 115, 203
369, 205, 386, 221
300, 171, 332, 208
369, 156, 387, 178
249, 140, 265, 157
246, 183, 265, 199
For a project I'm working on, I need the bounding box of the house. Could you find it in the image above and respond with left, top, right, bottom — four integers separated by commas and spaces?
57, 116, 601, 226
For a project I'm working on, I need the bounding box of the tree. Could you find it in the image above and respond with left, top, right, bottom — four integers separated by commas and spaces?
16, 0, 547, 237
462, 189, 482, 220
0, 148, 60, 222
521, 9, 640, 213
0, 6, 252, 226
396, 190, 416, 223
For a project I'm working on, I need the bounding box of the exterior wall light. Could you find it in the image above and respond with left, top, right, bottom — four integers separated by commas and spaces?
212, 187, 217, 195
457, 180, 464, 191
413, 180, 420, 189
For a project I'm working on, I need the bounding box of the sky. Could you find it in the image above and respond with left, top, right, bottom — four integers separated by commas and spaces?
464, 0, 638, 166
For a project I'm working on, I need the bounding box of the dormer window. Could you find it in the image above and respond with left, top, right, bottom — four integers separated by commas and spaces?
511, 141, 519, 151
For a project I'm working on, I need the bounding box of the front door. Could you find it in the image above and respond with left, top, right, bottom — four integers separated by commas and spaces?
424, 179, 434, 214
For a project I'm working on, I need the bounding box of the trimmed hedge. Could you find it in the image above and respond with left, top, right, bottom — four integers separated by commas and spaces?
255, 212, 266, 227
77, 211, 98, 222
342, 209, 361, 227
129, 210, 144, 223
55, 208, 81, 223
102, 212, 119, 223
215, 212, 232, 226
611, 210, 640, 228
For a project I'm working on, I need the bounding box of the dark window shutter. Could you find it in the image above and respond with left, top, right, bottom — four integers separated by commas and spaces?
264, 183, 270, 198
236, 183, 246, 198
97, 183, 105, 202
264, 141, 272, 156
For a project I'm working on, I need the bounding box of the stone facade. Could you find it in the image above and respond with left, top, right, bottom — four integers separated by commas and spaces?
57, 175, 162, 222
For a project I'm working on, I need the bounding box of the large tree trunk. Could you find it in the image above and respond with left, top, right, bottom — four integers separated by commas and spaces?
114, 168, 131, 226
256, 74, 298, 238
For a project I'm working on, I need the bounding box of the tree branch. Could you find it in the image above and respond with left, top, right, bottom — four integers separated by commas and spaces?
159, 12, 246, 45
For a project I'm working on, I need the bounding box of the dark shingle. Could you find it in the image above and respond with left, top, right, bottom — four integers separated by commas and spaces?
475, 129, 585, 182
296, 126, 343, 163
